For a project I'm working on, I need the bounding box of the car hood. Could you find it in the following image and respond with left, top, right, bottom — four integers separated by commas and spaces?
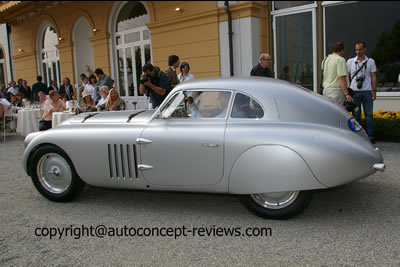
61, 109, 156, 125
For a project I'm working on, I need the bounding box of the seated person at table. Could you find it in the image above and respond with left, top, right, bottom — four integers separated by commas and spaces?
79, 90, 97, 113
38, 91, 49, 106
97, 88, 125, 111
0, 92, 18, 129
61, 93, 68, 104
96, 85, 109, 109
9, 94, 17, 106
14, 92, 25, 108
39, 90, 65, 131
0, 92, 13, 118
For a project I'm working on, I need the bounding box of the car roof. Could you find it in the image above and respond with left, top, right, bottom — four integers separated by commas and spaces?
173, 76, 294, 95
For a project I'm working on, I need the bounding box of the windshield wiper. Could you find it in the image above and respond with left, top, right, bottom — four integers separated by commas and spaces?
127, 110, 146, 122
82, 112, 99, 123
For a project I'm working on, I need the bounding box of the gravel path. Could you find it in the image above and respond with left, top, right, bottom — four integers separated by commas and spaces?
1, 136, 399, 265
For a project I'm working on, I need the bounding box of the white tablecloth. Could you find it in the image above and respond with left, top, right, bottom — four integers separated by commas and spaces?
52, 112, 75, 128
16, 108, 41, 137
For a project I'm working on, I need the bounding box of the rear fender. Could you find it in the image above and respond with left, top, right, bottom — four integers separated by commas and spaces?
228, 145, 326, 194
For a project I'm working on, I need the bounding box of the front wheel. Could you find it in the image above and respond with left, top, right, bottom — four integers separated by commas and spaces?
29, 145, 85, 202
240, 191, 312, 220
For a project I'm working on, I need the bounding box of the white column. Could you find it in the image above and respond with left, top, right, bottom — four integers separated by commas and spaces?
219, 17, 259, 77
0, 24, 13, 83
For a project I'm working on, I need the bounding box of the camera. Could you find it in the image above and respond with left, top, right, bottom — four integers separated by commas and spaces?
140, 74, 151, 85
343, 101, 359, 113
356, 76, 365, 89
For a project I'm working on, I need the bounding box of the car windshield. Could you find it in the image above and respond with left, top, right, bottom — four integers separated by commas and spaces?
160, 92, 186, 119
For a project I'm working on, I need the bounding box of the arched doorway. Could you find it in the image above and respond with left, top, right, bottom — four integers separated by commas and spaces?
73, 17, 94, 85
109, 1, 152, 97
37, 22, 61, 87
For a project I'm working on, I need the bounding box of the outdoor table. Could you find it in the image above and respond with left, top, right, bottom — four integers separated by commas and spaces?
52, 111, 75, 128
16, 108, 41, 137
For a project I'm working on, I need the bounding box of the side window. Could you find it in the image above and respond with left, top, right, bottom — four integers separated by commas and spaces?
159, 90, 232, 119
231, 93, 264, 119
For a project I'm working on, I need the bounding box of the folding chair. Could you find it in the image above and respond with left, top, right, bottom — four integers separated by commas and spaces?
2, 114, 17, 142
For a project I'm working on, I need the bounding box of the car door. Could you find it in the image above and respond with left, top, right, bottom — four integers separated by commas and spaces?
138, 90, 232, 186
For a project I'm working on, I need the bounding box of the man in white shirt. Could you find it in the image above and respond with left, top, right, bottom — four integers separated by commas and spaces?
0, 93, 17, 129
0, 97, 13, 116
7, 81, 18, 96
347, 41, 377, 144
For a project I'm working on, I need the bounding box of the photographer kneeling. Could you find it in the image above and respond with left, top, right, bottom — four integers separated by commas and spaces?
139, 64, 171, 109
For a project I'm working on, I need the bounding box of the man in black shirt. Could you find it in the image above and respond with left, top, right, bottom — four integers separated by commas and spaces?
139, 63, 171, 109
250, 53, 274, 78
32, 76, 48, 102
19, 80, 32, 101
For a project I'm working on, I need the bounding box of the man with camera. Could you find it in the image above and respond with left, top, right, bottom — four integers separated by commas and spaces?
347, 41, 377, 144
139, 63, 171, 109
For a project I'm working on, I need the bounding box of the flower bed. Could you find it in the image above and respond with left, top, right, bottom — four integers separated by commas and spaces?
359, 110, 400, 142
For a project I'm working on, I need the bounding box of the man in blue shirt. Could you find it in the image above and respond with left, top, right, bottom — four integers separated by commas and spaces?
139, 63, 171, 108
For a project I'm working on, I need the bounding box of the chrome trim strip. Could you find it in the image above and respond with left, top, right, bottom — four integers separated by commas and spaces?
114, 144, 119, 178
126, 144, 132, 179
136, 138, 152, 144
138, 164, 153, 170
107, 144, 113, 178
120, 144, 126, 179
133, 145, 138, 178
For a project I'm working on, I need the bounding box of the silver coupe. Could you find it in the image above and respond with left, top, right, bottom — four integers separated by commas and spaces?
23, 77, 385, 219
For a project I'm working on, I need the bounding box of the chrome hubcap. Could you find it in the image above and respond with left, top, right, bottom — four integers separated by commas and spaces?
37, 153, 72, 194
251, 191, 299, 209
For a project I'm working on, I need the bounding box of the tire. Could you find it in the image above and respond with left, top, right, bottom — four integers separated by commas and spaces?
29, 145, 85, 202
240, 190, 312, 220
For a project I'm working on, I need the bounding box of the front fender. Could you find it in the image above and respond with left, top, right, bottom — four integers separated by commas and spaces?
228, 145, 326, 194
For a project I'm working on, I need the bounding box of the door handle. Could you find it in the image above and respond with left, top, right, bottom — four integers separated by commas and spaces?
202, 143, 219, 147
136, 138, 152, 144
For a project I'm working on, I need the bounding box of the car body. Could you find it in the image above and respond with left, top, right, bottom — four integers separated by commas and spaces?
23, 77, 385, 219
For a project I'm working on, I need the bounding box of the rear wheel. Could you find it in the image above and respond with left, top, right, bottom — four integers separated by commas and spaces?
240, 190, 312, 219
30, 145, 85, 202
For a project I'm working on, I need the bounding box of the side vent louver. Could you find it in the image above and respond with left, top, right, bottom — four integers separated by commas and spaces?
107, 144, 138, 179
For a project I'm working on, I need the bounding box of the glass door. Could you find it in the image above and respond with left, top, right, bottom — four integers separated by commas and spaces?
115, 27, 152, 97
273, 9, 317, 91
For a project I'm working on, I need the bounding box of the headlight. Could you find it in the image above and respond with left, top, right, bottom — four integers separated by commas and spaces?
348, 118, 362, 132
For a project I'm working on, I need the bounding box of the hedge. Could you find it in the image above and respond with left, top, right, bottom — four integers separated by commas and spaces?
360, 118, 400, 142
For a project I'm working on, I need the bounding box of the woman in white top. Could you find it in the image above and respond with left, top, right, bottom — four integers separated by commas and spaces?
96, 85, 109, 109
177, 62, 195, 83
84, 74, 97, 100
